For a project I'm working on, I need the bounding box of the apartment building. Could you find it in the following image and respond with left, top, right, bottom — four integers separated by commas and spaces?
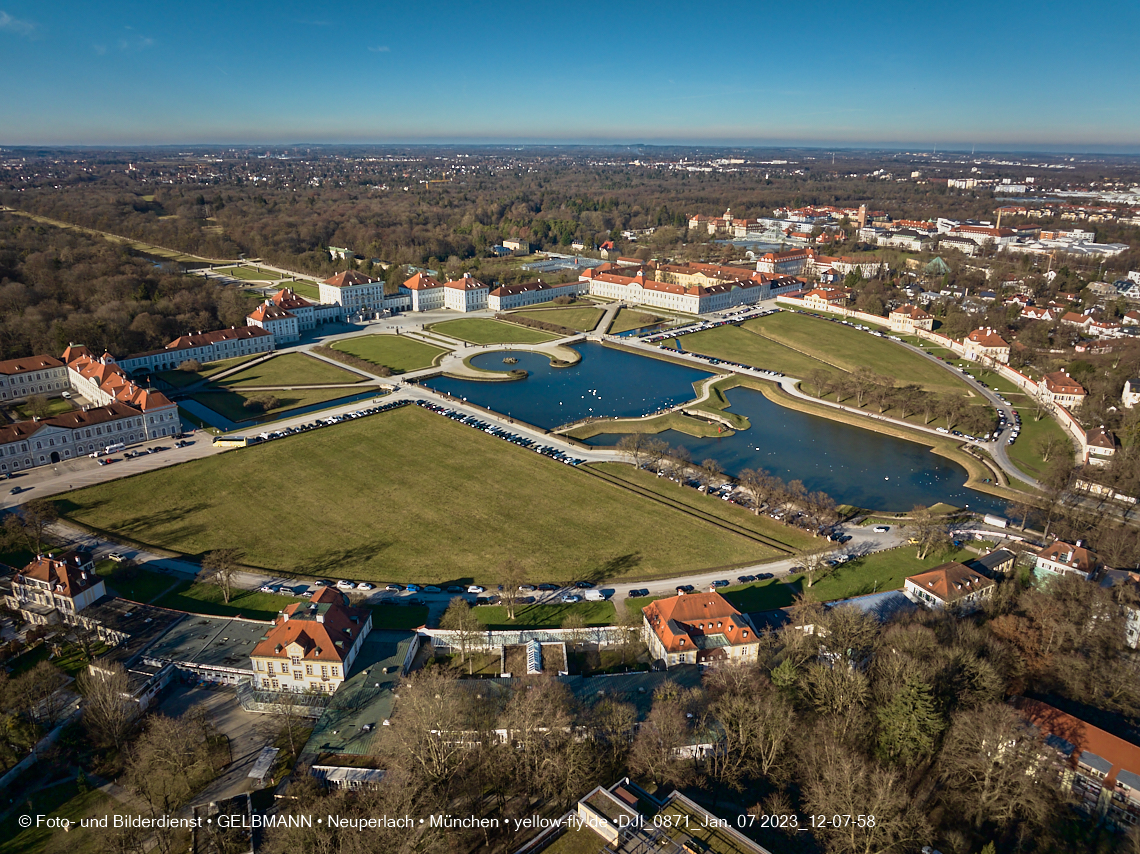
4, 550, 107, 627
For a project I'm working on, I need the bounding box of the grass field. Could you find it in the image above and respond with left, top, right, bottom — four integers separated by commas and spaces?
371, 603, 430, 629
428, 318, 559, 345
0, 781, 124, 854
512, 306, 604, 331
474, 601, 617, 629
722, 578, 800, 612
792, 545, 973, 602
212, 352, 364, 387
154, 581, 305, 621
677, 324, 830, 378
57, 406, 780, 583
95, 559, 178, 603
213, 265, 281, 281
332, 335, 448, 372
1007, 407, 1074, 479
189, 387, 359, 423
609, 308, 665, 334
285, 280, 322, 300
155, 354, 265, 388
11, 398, 76, 420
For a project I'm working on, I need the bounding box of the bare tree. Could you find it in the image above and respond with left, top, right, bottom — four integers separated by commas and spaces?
77, 661, 137, 750
440, 598, 483, 672
666, 445, 691, 486
25, 394, 52, 419
642, 437, 669, 473
202, 548, 241, 604
499, 559, 526, 621
697, 458, 721, 493
4, 498, 59, 555
616, 433, 649, 468
908, 505, 951, 559
797, 545, 836, 588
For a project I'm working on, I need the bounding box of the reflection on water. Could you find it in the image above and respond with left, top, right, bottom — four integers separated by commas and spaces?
423, 343, 1008, 513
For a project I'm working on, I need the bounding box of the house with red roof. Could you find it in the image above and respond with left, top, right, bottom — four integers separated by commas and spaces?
400, 272, 447, 312
246, 301, 300, 342
487, 279, 582, 311
963, 327, 1011, 364
1084, 426, 1118, 466
1034, 540, 1100, 581
4, 550, 107, 627
319, 270, 385, 316
1017, 698, 1140, 827
801, 288, 852, 312
1041, 370, 1087, 409
0, 355, 69, 402
904, 562, 995, 613
641, 592, 759, 668
889, 304, 934, 333
443, 273, 490, 313
251, 587, 372, 695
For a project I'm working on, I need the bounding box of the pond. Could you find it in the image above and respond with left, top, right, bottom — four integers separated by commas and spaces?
423, 343, 1009, 513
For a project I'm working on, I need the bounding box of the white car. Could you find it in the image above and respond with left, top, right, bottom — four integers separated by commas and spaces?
259, 585, 275, 593
336, 580, 356, 590
357, 582, 375, 591
561, 594, 582, 603
107, 552, 127, 562
873, 525, 890, 533
467, 585, 485, 594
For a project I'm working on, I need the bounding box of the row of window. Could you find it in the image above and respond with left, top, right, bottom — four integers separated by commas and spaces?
259, 659, 339, 678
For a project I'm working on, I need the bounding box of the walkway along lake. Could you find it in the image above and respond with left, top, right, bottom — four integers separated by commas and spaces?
424, 342, 1008, 514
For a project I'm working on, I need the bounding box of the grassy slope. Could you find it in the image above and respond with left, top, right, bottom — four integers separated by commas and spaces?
332, 335, 448, 372
1007, 405, 1074, 478
215, 352, 364, 387
428, 318, 559, 345
58, 406, 776, 583
0, 782, 123, 854
512, 307, 604, 331
609, 308, 664, 334
678, 324, 826, 378
189, 387, 359, 422
156, 354, 264, 387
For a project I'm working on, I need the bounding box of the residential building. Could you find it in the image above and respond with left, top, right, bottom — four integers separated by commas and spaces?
938, 235, 982, 256
4, 550, 107, 627
949, 224, 1018, 247
250, 587, 372, 694
399, 272, 446, 312
1062, 311, 1094, 330
442, 273, 489, 313
904, 562, 996, 612
1035, 540, 1100, 581
486, 279, 581, 311
246, 301, 300, 342
1022, 306, 1056, 322
501, 238, 531, 253
889, 304, 934, 333
967, 548, 1017, 578
1124, 379, 1140, 409
0, 355, 69, 402
1085, 426, 1118, 466
1018, 698, 1140, 830
319, 270, 385, 315
1042, 370, 1087, 409
801, 287, 852, 311
963, 327, 1011, 363
642, 592, 759, 667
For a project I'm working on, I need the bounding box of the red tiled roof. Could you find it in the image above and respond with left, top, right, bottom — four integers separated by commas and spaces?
1043, 371, 1086, 396
0, 355, 64, 376
489, 280, 551, 297
1036, 540, 1098, 573
891, 304, 932, 320
642, 592, 754, 654
18, 552, 100, 599
247, 303, 295, 322
444, 274, 488, 290
1017, 698, 1140, 791
323, 270, 379, 288
907, 562, 994, 603
252, 595, 368, 664
402, 272, 443, 291
271, 288, 316, 310
966, 328, 1009, 349
165, 327, 273, 351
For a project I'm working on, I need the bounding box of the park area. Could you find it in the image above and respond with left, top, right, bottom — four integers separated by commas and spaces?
211, 265, 283, 281
609, 308, 665, 334
210, 352, 366, 387
331, 334, 448, 372
510, 306, 604, 331
188, 386, 362, 423
56, 406, 783, 583
427, 318, 560, 345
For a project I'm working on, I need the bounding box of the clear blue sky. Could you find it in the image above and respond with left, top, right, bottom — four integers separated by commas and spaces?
2, 1, 1138, 150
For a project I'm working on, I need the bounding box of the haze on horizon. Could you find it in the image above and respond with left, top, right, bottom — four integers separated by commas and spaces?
2, 1, 1138, 152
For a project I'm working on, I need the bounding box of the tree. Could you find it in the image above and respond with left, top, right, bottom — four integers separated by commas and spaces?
499, 559, 527, 621
77, 661, 137, 750
9, 661, 69, 729
666, 445, 691, 485
1034, 433, 1070, 464
25, 394, 51, 419
243, 394, 278, 413
440, 599, 482, 672
797, 545, 835, 588
178, 359, 202, 372
697, 458, 721, 493
202, 548, 241, 604
875, 676, 944, 767
642, 438, 669, 473
4, 498, 59, 555
808, 369, 835, 399
560, 611, 587, 648
630, 692, 697, 790
616, 433, 649, 468
909, 505, 950, 559
738, 467, 777, 515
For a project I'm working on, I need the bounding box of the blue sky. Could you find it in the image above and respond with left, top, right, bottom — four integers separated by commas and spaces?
1, 1, 1138, 150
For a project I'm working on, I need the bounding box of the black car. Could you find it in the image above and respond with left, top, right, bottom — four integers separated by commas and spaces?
445, 585, 464, 593
574, 580, 595, 589
626, 589, 649, 598
537, 583, 559, 591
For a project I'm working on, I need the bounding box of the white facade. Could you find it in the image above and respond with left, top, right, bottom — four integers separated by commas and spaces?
0, 357, 69, 402
443, 274, 489, 312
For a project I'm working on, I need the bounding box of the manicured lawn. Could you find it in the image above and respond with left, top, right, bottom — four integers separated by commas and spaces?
0, 781, 124, 854
371, 603, 429, 629
12, 398, 76, 420
1007, 407, 1074, 478
592, 463, 816, 552
213, 352, 364, 387
722, 578, 801, 612
189, 387, 360, 423
155, 354, 265, 387
677, 324, 826, 379
332, 335, 448, 372
790, 545, 974, 602
512, 306, 604, 331
428, 318, 559, 345
742, 312, 977, 395
154, 581, 305, 622
285, 280, 322, 300
213, 265, 281, 281
57, 406, 777, 583
94, 559, 178, 603
609, 308, 665, 334
474, 601, 616, 629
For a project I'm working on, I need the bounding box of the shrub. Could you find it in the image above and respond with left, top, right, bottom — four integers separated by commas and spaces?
178, 359, 202, 372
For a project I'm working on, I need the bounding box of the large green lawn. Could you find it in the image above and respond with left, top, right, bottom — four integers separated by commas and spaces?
677, 324, 830, 379
511, 306, 604, 331
474, 601, 616, 629
285, 280, 322, 300
57, 406, 779, 583
189, 387, 360, 423
1007, 407, 1074, 479
791, 545, 974, 602
11, 398, 77, 420
428, 318, 559, 345
332, 335, 448, 372
726, 313, 978, 396
154, 581, 305, 622
213, 265, 281, 281
213, 352, 365, 387
95, 559, 178, 603
155, 353, 265, 388
609, 308, 665, 334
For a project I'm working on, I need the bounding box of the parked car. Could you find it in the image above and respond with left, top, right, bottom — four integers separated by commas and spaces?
561, 594, 582, 603
626, 589, 649, 598
405, 584, 419, 593
385, 583, 403, 591
423, 585, 441, 593
259, 585, 275, 593
445, 585, 464, 593
467, 585, 485, 594
873, 525, 890, 533
336, 580, 356, 590
711, 579, 729, 588
107, 552, 127, 562
574, 580, 595, 589
518, 584, 536, 592
357, 583, 375, 591
537, 583, 558, 591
